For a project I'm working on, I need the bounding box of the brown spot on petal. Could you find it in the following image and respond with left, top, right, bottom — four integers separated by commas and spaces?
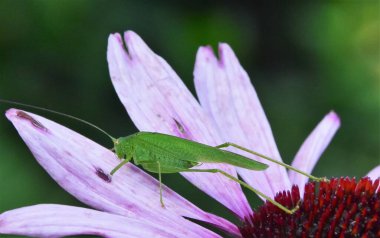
95, 168, 112, 183
173, 118, 185, 134
16, 111, 47, 131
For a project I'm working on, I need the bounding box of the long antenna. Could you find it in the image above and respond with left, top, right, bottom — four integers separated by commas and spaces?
0, 99, 116, 141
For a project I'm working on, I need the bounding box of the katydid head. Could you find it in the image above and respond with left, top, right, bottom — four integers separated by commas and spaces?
113, 136, 134, 160
110, 136, 136, 176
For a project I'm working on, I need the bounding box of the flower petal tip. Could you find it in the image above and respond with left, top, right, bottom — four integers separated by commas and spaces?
327, 111, 341, 125
123, 30, 140, 43
123, 31, 155, 62
218, 43, 238, 67
201, 45, 214, 53
5, 108, 17, 120
196, 45, 216, 62
367, 165, 380, 180
108, 32, 122, 43
218, 42, 233, 54
5, 109, 48, 132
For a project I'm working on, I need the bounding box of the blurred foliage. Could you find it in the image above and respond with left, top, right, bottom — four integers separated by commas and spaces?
0, 1, 379, 237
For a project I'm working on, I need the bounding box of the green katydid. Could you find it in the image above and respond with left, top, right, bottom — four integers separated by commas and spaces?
0, 99, 327, 214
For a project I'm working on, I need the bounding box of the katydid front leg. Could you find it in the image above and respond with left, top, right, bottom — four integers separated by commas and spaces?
110, 154, 133, 175
215, 142, 327, 182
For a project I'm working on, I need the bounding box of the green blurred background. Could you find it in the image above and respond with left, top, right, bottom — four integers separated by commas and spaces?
0, 0, 379, 236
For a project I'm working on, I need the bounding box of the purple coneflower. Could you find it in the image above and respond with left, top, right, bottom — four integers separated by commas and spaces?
1, 31, 379, 238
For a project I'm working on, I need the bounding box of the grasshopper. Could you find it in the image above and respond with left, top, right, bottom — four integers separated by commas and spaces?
0, 99, 326, 214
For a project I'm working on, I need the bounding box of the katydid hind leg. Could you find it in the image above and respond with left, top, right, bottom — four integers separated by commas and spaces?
215, 142, 327, 182
184, 168, 299, 214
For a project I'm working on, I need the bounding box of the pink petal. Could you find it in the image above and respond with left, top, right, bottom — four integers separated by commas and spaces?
194, 44, 290, 198
289, 111, 340, 195
367, 165, 380, 180
0, 204, 218, 238
107, 31, 252, 219
5, 109, 238, 236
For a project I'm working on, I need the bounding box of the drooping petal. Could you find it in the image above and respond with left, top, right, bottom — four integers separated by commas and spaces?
107, 31, 252, 219
367, 165, 380, 180
194, 44, 290, 198
0, 204, 217, 238
289, 111, 340, 195
5, 109, 236, 236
